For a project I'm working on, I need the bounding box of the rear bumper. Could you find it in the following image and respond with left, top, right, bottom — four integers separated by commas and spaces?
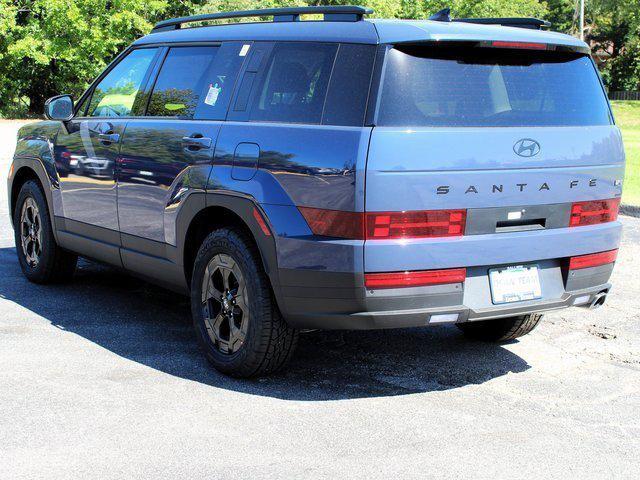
364, 221, 622, 272
278, 262, 614, 330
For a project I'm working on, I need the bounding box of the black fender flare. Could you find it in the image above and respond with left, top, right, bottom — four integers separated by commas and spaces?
8, 156, 60, 243
174, 191, 284, 306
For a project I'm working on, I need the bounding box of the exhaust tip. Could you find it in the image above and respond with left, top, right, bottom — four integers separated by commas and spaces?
589, 292, 607, 310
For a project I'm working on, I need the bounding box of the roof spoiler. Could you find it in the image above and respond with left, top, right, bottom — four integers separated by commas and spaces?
455, 17, 551, 30
152, 6, 374, 32
428, 8, 551, 30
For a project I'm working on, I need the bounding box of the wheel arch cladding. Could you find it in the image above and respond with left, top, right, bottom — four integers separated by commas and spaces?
10, 167, 39, 220
9, 165, 51, 231
179, 193, 282, 301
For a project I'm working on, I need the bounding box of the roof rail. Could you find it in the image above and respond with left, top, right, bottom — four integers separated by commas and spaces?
427, 8, 550, 30
151, 6, 374, 32
453, 17, 551, 30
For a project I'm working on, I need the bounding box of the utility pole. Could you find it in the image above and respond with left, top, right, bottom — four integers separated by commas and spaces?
580, 0, 585, 41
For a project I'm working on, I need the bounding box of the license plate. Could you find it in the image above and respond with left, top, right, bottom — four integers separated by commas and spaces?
489, 265, 542, 304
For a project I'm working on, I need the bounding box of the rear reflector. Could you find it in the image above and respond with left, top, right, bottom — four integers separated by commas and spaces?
569, 198, 620, 227
299, 207, 467, 240
365, 268, 466, 289
252, 208, 271, 237
569, 249, 618, 270
429, 313, 460, 324
365, 210, 466, 239
491, 41, 547, 50
572, 295, 591, 306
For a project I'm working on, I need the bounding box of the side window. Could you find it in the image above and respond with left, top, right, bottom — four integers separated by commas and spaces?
146, 46, 218, 119
323, 44, 376, 126
249, 42, 338, 124
195, 42, 247, 120
88, 48, 157, 118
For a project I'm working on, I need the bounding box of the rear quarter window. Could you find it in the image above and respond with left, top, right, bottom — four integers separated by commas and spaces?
377, 45, 612, 127
322, 44, 376, 126
249, 42, 338, 124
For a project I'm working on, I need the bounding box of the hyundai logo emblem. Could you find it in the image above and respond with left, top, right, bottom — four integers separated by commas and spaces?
513, 138, 541, 157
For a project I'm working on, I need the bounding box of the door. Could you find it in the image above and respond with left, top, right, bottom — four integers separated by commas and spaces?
54, 48, 159, 237
117, 43, 246, 252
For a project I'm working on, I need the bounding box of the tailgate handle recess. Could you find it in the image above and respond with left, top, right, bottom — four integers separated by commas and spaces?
495, 218, 546, 233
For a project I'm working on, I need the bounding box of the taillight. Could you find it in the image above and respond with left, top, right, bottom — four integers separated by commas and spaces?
365, 268, 467, 289
299, 208, 467, 240
366, 210, 466, 239
298, 207, 364, 239
490, 41, 547, 50
569, 249, 618, 270
569, 198, 620, 227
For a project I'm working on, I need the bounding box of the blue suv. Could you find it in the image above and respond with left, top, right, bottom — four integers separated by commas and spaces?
8, 6, 624, 377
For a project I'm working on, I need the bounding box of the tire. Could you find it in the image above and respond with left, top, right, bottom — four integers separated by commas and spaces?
457, 313, 543, 342
190, 227, 298, 378
13, 180, 77, 284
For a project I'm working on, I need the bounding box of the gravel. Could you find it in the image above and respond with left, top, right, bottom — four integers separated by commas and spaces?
1, 121, 639, 479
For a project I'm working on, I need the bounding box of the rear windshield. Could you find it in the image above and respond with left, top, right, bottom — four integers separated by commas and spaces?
377, 46, 612, 127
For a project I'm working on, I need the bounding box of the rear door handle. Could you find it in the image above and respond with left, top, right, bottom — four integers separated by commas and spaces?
98, 133, 120, 145
182, 135, 212, 151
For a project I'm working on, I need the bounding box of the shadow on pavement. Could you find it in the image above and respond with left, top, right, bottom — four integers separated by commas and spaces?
0, 246, 530, 400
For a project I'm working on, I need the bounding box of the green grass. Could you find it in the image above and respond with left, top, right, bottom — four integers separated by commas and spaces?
611, 100, 640, 206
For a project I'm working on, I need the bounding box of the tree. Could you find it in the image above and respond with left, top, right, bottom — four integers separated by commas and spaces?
585, 0, 640, 90
545, 0, 576, 34
1, 0, 639, 118
0, 0, 171, 115
195, 0, 548, 21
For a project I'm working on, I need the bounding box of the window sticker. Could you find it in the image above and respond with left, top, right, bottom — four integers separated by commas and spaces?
239, 44, 251, 57
204, 83, 222, 106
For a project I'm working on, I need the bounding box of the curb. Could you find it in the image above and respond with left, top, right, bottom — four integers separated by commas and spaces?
621, 204, 640, 218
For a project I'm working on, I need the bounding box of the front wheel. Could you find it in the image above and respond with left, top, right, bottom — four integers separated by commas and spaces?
190, 228, 298, 378
13, 180, 77, 284
457, 313, 543, 342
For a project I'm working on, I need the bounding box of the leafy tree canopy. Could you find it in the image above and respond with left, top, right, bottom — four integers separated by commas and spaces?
0, 0, 638, 117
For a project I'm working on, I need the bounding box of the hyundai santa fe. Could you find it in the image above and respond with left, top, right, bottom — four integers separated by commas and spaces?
8, 6, 624, 377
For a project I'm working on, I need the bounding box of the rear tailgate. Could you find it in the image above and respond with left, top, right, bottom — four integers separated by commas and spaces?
364, 125, 624, 272
364, 43, 624, 274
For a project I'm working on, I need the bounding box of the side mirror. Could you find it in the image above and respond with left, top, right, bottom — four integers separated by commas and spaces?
44, 95, 74, 121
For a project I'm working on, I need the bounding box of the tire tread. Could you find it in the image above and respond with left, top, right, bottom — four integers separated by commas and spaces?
457, 313, 543, 342
191, 227, 298, 377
